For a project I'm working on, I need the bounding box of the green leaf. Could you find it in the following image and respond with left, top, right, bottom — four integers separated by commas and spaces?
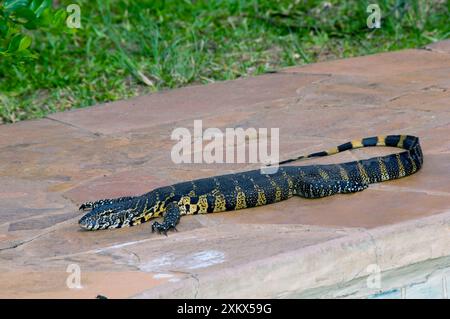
35, 7, 52, 26
12, 7, 37, 24
0, 17, 8, 36
52, 9, 67, 27
29, 0, 52, 17
18, 34, 31, 51
24, 20, 38, 30
4, 0, 30, 13
6, 34, 22, 52
6, 33, 31, 52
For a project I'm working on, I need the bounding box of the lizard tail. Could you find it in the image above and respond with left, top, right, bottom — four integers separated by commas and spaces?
278, 135, 420, 165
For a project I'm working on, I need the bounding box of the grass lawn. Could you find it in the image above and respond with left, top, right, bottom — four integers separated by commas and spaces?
0, 0, 449, 123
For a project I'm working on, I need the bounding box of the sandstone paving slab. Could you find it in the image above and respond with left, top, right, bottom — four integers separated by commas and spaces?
3, 223, 357, 298
415, 122, 450, 155
293, 69, 450, 113
384, 69, 450, 98
48, 224, 352, 274
0, 177, 79, 252
237, 103, 445, 140
0, 119, 172, 184
130, 93, 448, 160
135, 211, 450, 298
0, 44, 450, 298
0, 118, 76, 149
48, 73, 327, 135
292, 74, 405, 109
386, 88, 450, 112
168, 72, 450, 142
0, 271, 183, 299
280, 49, 450, 77
425, 39, 450, 54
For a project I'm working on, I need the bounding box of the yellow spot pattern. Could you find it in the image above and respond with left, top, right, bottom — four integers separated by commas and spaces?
378, 158, 389, 181
357, 162, 370, 184
256, 190, 267, 206
328, 146, 339, 155
318, 168, 330, 181
180, 196, 191, 206
213, 192, 226, 213
268, 177, 282, 202
143, 198, 155, 221
152, 201, 164, 217
396, 154, 405, 177
397, 135, 406, 148
377, 136, 386, 146
197, 195, 209, 214
338, 165, 349, 181
178, 196, 196, 215
351, 139, 363, 148
179, 205, 187, 215
251, 178, 267, 206
235, 187, 247, 210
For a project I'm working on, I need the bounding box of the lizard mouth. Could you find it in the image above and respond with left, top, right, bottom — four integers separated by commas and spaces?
78, 215, 94, 230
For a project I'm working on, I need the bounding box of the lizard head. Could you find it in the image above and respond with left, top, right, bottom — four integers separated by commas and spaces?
78, 197, 158, 230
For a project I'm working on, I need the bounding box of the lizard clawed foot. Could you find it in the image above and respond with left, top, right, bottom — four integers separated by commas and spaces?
151, 202, 181, 236
151, 221, 178, 236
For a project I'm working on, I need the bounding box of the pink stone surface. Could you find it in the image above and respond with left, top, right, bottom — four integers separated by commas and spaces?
0, 45, 449, 298
425, 39, 450, 54
48, 73, 326, 135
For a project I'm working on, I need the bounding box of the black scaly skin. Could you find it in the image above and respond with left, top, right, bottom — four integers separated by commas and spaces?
78, 135, 424, 233
79, 196, 135, 211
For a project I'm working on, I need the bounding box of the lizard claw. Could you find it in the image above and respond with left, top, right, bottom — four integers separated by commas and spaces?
79, 202, 93, 211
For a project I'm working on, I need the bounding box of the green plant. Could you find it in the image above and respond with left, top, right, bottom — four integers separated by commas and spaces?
0, 0, 66, 66
0, 0, 449, 124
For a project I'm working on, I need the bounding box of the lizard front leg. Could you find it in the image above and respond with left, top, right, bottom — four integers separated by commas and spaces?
151, 202, 182, 235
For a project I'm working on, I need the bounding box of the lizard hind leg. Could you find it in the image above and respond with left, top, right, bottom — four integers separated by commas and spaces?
296, 179, 368, 199
151, 202, 182, 236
